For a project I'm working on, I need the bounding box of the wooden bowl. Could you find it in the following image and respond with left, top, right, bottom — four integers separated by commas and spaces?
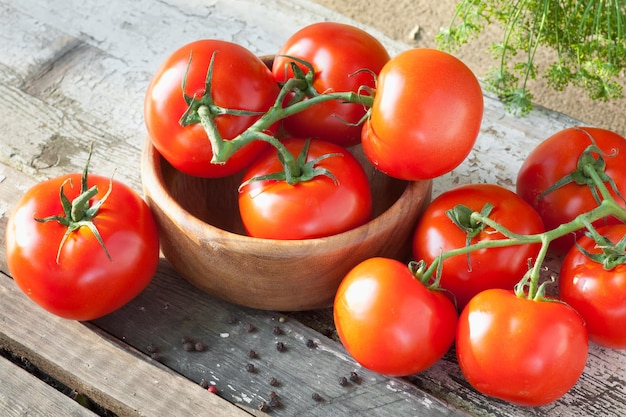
141, 139, 432, 311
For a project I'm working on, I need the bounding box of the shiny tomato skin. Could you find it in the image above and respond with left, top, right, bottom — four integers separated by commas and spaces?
334, 257, 458, 376
272, 22, 390, 147
412, 184, 545, 310
145, 39, 279, 178
238, 138, 372, 239
516, 127, 626, 253
5, 174, 160, 320
362, 48, 483, 180
559, 224, 626, 349
456, 289, 588, 406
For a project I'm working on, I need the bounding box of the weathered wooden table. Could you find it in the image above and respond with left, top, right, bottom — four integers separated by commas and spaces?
1, 0, 624, 416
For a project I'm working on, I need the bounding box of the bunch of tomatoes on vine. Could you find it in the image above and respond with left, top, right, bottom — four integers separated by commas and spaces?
6, 21, 626, 409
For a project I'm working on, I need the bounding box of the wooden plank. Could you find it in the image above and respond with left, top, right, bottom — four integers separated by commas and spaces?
89, 258, 464, 417
0, 354, 98, 417
0, 271, 255, 417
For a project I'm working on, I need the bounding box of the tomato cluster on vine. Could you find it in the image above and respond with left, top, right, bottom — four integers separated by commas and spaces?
334, 125, 626, 407
143, 22, 484, 240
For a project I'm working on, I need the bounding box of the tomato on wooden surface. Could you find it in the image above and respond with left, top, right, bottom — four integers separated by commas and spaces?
5, 173, 160, 321
412, 183, 545, 310
516, 126, 626, 253
361, 48, 483, 180
145, 39, 280, 178
272, 22, 390, 147
456, 289, 588, 406
238, 138, 372, 239
334, 257, 458, 376
559, 224, 626, 349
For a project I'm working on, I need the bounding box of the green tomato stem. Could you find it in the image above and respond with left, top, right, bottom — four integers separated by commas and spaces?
421, 196, 626, 299
188, 55, 373, 175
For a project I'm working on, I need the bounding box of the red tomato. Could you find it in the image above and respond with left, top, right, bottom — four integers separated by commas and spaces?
456, 289, 588, 406
361, 48, 483, 180
517, 126, 626, 253
145, 39, 280, 177
334, 257, 458, 376
272, 22, 390, 147
412, 184, 545, 310
5, 173, 160, 320
238, 138, 372, 239
559, 224, 626, 349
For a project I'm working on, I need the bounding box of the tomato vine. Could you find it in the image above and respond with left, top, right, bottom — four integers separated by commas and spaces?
412, 139, 626, 301
182, 51, 373, 182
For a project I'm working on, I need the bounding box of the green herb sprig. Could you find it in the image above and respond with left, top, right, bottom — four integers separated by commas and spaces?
436, 0, 626, 116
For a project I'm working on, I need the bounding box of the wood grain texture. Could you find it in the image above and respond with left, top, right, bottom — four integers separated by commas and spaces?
0, 271, 255, 416
0, 355, 98, 417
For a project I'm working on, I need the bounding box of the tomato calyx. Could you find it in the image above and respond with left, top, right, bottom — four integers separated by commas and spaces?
513, 268, 556, 302
179, 51, 266, 128
276, 55, 319, 105
239, 138, 342, 188
575, 225, 626, 270
34, 147, 113, 264
409, 259, 459, 308
277, 55, 376, 127
539, 128, 626, 207
447, 203, 491, 235
447, 203, 494, 269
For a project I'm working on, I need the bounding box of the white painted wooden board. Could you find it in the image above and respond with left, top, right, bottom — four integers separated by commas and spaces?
1, 0, 624, 416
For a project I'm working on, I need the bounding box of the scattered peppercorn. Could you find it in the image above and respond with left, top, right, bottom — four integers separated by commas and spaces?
258, 401, 269, 412
268, 377, 279, 387
227, 315, 238, 324
181, 336, 191, 344
312, 392, 323, 402
272, 326, 283, 335
245, 363, 256, 373
248, 350, 258, 359
349, 371, 361, 384
276, 341, 286, 352
338, 376, 348, 386
245, 323, 256, 333
183, 341, 195, 352
305, 339, 317, 348
200, 379, 209, 389
194, 341, 206, 352
269, 395, 281, 408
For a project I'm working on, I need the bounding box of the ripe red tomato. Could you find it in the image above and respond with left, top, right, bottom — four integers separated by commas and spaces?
516, 126, 626, 253
334, 257, 458, 376
559, 224, 626, 349
361, 48, 483, 180
5, 173, 160, 320
272, 22, 390, 147
145, 39, 280, 178
238, 138, 372, 239
412, 184, 545, 310
456, 289, 588, 406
